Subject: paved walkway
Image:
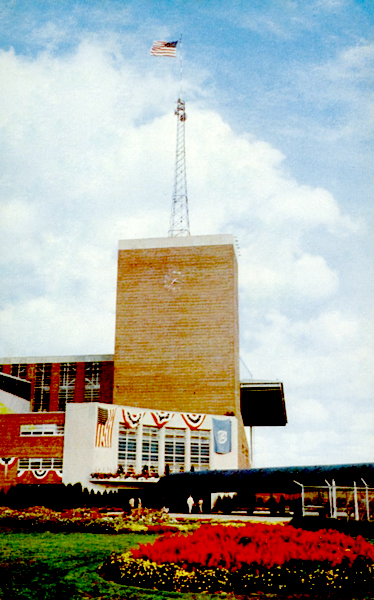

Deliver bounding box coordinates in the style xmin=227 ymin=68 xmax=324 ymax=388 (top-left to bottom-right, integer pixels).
xmin=170 ymin=513 xmax=292 ymax=523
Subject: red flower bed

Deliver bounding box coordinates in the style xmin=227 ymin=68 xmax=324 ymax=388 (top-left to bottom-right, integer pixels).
xmin=131 ymin=523 xmax=374 ymax=570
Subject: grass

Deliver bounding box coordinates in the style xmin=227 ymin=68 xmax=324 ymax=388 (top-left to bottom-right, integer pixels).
xmin=0 ymin=530 xmax=240 ymax=599
xmin=0 ymin=529 xmax=373 ymax=599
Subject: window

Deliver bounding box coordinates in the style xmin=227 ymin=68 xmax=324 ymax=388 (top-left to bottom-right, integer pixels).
xmin=165 ymin=428 xmax=186 ymax=473
xmin=141 ymin=426 xmax=159 ymax=476
xmin=18 ymin=457 xmax=63 ymax=471
xmin=58 ymin=363 xmax=76 ymax=410
xmin=33 ymin=364 xmax=51 ymax=412
xmin=84 ymin=362 xmax=101 ymax=402
xmin=118 ymin=425 xmax=137 ymax=475
xmin=11 ymin=364 xmax=28 ymax=379
xmin=191 ymin=430 xmax=210 ymax=471
xmin=20 ymin=423 xmax=64 ymax=436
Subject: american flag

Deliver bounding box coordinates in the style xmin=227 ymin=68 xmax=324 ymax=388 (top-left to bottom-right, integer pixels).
xmin=150 ymin=40 xmax=178 ymax=57
xmin=95 ymin=407 xmax=115 ymax=448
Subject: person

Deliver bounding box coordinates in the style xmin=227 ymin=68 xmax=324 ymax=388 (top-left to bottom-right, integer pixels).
xmin=198 ymin=498 xmax=203 ymax=513
xmin=268 ymin=494 xmax=278 ymax=516
xmin=129 ymin=497 xmax=135 ymax=511
xmin=187 ymin=495 xmax=194 ymax=514
xmin=278 ymin=495 xmax=286 ymax=516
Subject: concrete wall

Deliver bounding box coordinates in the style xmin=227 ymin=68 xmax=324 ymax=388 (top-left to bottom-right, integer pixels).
xmin=62 ymin=403 xmax=239 ymax=492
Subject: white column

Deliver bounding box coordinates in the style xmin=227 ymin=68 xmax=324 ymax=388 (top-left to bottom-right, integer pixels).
xmin=136 ymin=424 xmax=143 ymax=475
xmin=185 ymin=427 xmax=191 ymax=472
xmin=159 ymin=427 xmax=165 ymax=476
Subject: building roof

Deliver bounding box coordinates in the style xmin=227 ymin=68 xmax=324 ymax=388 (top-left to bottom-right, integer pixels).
xmin=0 ymin=354 xmax=114 ymax=364
xmin=157 ymin=463 xmax=374 ymax=494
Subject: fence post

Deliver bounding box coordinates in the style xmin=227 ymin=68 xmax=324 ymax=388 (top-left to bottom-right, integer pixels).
xmin=361 ymin=479 xmax=370 ymax=521
xmin=332 ymin=480 xmax=337 ymax=519
xmin=325 ymin=480 xmax=332 ymax=518
xmin=354 ymin=481 xmax=359 ymax=521
xmin=293 ymin=481 xmax=304 ymax=516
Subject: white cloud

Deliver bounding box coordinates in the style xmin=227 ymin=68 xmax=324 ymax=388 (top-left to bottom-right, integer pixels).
xmin=0 ymin=37 xmax=371 ymax=468
xmin=291 ymin=397 xmax=330 ymax=425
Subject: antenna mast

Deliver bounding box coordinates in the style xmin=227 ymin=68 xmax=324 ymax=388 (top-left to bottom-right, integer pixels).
xmin=168 ymin=39 xmax=190 ymax=237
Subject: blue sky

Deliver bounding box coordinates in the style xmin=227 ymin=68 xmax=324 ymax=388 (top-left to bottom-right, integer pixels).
xmin=0 ymin=0 xmax=373 ymax=468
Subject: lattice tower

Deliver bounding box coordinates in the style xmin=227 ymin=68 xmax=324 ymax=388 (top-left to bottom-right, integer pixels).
xmin=168 ymin=97 xmax=190 ymax=236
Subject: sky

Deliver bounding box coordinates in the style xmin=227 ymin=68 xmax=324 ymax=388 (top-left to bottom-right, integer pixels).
xmin=0 ymin=0 xmax=373 ymax=468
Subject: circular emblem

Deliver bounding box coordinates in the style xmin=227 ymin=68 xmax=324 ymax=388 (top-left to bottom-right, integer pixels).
xmin=217 ymin=430 xmax=228 ymax=444
xmin=164 ymin=268 xmax=185 ymax=291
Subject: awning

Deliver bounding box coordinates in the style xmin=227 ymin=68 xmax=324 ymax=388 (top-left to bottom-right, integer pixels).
xmin=240 ymin=381 xmax=287 ymax=426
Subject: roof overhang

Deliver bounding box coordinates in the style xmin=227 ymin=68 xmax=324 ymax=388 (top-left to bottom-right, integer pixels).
xmin=240 ymin=381 xmax=287 ymax=426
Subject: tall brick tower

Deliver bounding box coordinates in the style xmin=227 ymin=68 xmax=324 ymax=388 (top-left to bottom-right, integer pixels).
xmin=113 ymin=234 xmax=250 ymax=467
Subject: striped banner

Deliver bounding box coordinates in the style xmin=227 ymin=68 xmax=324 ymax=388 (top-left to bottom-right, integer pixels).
xmin=95 ymin=407 xmax=116 ymax=447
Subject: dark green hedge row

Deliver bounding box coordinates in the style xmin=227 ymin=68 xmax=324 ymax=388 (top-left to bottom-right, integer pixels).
xmin=291 ymin=516 xmax=374 ymax=541
xmin=0 ymin=483 xmax=124 ymax=511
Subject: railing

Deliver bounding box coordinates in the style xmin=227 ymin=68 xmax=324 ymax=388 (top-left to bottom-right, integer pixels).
xmin=294 ymin=479 xmax=373 ymax=521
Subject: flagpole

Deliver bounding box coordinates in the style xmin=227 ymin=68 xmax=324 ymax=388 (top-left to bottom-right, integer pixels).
xmin=178 ymin=34 xmax=183 ymax=100
xmin=168 ymin=35 xmax=190 ymax=236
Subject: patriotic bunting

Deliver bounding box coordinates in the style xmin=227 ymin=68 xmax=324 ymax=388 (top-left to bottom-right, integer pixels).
xmin=151 ymin=411 xmax=174 ymax=428
xmin=121 ymin=409 xmax=144 ymax=429
xmin=95 ymin=407 xmax=116 ymax=447
xmin=33 ymin=469 xmax=48 ymax=479
xmin=181 ymin=413 xmax=206 ymax=430
xmin=0 ymin=457 xmax=17 ymax=476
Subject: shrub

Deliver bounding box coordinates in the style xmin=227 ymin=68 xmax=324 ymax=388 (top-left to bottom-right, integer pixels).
xmin=0 ymin=506 xmax=195 ymax=534
xmin=99 ymin=523 xmax=374 ymax=596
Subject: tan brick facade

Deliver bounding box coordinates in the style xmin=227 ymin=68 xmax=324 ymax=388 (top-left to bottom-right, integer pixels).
xmin=113 ymin=235 xmax=250 ymax=467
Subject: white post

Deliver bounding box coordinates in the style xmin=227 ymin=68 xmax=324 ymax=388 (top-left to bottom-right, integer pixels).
xmin=293 ymin=481 xmax=304 ymax=516
xmin=325 ymin=480 xmax=332 ymax=518
xmin=332 ymin=479 xmax=337 ymax=519
xmin=185 ymin=427 xmax=191 ymax=472
xmin=136 ymin=424 xmax=142 ymax=475
xmin=159 ymin=427 xmax=165 ymax=476
xmin=354 ymin=481 xmax=359 ymax=521
xmin=250 ymin=426 xmax=254 ymax=467
xmin=362 ymin=479 xmax=370 ymax=521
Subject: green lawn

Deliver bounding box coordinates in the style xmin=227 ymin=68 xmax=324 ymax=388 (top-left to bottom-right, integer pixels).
xmin=0 ymin=530 xmax=373 ymax=599
xmin=0 ymin=531 xmax=233 ymax=600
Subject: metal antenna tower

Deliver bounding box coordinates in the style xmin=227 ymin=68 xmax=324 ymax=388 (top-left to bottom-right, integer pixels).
xmin=168 ymin=41 xmax=190 ymax=236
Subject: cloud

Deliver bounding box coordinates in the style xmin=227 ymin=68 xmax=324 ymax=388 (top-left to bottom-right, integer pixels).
xmin=0 ymin=39 xmax=360 ymax=355
xmin=0 ymin=36 xmax=371 ymax=468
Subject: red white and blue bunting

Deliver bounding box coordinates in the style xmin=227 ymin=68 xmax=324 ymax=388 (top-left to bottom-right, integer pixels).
xmin=181 ymin=413 xmax=206 ymax=430
xmin=121 ymin=409 xmax=145 ymax=429
xmin=17 ymin=468 xmax=63 ymax=481
xmin=151 ymin=411 xmax=174 ymax=428
xmin=0 ymin=457 xmax=17 ymax=476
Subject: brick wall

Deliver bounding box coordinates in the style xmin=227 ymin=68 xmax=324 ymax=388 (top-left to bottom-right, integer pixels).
xmin=0 ymin=413 xmax=65 ymax=489
xmin=113 ymin=238 xmax=249 ymax=467
xmin=0 ymin=413 xmax=65 ymax=457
